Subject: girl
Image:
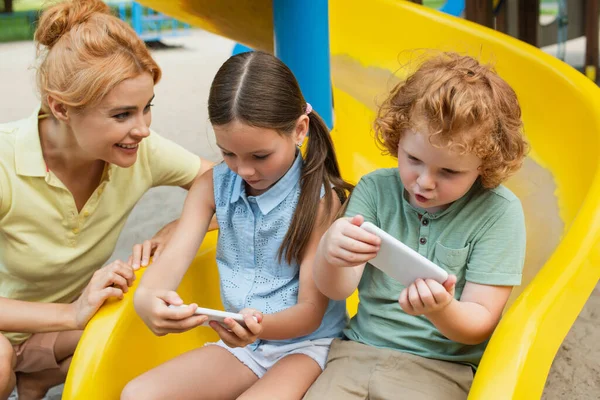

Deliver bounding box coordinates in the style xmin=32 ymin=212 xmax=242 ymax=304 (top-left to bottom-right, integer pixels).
xmin=0 ymin=1 xmax=212 ymax=398
xmin=124 ymin=51 xmax=353 ymax=400
xmin=306 ymin=52 xmax=529 ymax=400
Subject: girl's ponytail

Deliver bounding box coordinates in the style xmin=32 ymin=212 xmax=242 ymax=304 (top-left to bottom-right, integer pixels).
xmin=279 ymin=110 xmax=354 ymax=265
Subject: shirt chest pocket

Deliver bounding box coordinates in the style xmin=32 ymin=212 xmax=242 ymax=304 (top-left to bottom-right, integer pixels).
xmin=434 ymin=242 xmax=470 ymax=281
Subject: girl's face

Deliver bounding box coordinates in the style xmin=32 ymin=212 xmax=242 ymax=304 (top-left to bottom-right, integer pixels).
xmin=214 ymin=118 xmax=308 ymax=196
xmin=397 ymin=130 xmax=482 ymax=213
xmin=65 ymin=72 xmax=155 ymax=168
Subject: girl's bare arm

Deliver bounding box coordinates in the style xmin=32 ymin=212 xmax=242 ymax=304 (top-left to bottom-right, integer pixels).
xmin=259 ymin=193 xmax=342 ymax=340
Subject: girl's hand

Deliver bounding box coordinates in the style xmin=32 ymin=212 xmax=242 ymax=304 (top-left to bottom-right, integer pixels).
xmin=399 ymin=275 xmax=457 ymax=316
xmin=320 ymin=215 xmax=381 ymax=268
xmin=133 ymin=287 xmax=208 ymax=336
xmin=70 ymin=260 xmax=136 ymax=329
xmin=209 ymin=308 xmax=263 ymax=348
xmin=128 ymin=220 xmax=179 ymax=269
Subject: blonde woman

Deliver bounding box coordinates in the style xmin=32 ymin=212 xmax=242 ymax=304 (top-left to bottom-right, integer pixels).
xmin=0 ymin=1 xmax=212 ymax=398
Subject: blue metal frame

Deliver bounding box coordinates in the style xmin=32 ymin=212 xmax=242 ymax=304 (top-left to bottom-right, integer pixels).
xmin=131 ymin=2 xmax=143 ymax=36
xmin=272 ymin=0 xmax=333 ymax=128
xmin=116 ymin=1 xmax=190 ymax=42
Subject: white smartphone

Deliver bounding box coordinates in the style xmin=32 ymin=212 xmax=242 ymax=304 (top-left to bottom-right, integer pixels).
xmin=360 ymin=221 xmax=449 ymax=286
xmin=168 ymin=305 xmax=257 ymax=329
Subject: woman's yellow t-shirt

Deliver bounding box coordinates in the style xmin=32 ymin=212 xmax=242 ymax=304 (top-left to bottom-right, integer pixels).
xmin=0 ymin=108 xmax=201 ymax=345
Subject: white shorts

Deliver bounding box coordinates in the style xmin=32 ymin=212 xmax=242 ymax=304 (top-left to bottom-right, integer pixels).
xmin=207 ymin=338 xmax=334 ymax=378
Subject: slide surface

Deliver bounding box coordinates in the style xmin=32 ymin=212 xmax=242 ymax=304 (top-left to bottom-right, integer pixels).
xmin=63 ymin=1 xmax=600 ymax=399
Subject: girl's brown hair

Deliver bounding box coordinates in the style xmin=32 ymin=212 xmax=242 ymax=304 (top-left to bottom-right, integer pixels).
xmin=208 ymin=51 xmax=353 ymax=264
xmin=35 ymin=0 xmax=161 ymax=112
xmin=374 ymin=52 xmax=528 ymax=188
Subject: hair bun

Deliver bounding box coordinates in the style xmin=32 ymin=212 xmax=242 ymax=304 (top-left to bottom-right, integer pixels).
xmin=35 ymin=0 xmax=111 ymax=49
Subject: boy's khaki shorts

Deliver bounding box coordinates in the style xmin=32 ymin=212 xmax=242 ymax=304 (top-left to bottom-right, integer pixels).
xmin=304 ymin=338 xmax=474 ymax=400
xmin=11 ymin=332 xmax=60 ymax=374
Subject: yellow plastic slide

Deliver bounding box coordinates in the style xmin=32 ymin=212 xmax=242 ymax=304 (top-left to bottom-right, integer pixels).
xmin=62 ymin=1 xmax=600 ymax=398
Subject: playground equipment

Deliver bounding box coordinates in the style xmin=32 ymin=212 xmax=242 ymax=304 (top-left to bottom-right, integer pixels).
xmin=62 ymin=1 xmax=600 ymax=399
xmin=114 ymin=1 xmax=190 ymax=42
xmin=457 ymin=0 xmax=599 ymax=81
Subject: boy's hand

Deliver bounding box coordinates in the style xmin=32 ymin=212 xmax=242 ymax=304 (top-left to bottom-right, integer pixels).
xmin=320 ymin=215 xmax=381 ymax=268
xmin=209 ymin=308 xmax=263 ymax=348
xmin=71 ymin=260 xmax=135 ymax=329
xmin=399 ymin=275 xmax=457 ymax=316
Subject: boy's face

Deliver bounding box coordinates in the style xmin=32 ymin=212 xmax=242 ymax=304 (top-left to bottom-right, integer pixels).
xmin=397 ymin=130 xmax=482 ymax=214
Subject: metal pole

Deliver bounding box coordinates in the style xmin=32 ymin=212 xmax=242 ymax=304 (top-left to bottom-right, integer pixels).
xmin=584 ymin=0 xmax=599 ymax=82
xmin=495 ymin=0 xmax=508 ymax=33
xmin=273 ymin=0 xmax=333 ymax=128
xmin=466 ymin=0 xmax=494 ymax=28
xmin=517 ymin=0 xmax=539 ymax=46
xmin=132 ymin=2 xmax=143 ymax=38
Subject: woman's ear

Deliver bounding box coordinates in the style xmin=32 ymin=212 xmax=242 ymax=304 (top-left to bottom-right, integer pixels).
xmin=47 ymin=96 xmax=69 ymax=122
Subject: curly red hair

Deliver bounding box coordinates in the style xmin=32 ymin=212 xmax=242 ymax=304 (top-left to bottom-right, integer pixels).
xmin=374 ymin=52 xmax=528 ymax=188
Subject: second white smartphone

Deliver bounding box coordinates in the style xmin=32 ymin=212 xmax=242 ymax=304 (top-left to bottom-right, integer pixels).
xmin=168 ymin=305 xmax=256 ymax=329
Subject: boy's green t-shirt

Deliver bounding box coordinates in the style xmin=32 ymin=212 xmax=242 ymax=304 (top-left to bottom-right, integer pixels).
xmin=343 ymin=168 xmax=526 ymax=367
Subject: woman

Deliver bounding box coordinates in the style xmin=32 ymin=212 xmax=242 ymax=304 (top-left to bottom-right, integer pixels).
xmin=0 ymin=1 xmax=212 ymax=398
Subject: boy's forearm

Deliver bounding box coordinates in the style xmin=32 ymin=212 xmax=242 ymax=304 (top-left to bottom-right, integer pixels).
xmin=259 ymin=301 xmax=324 ymax=340
xmin=0 ymin=298 xmax=76 ymax=333
xmin=425 ymin=299 xmax=497 ymax=345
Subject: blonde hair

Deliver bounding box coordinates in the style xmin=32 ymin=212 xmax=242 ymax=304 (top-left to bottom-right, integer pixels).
xmin=374 ymin=52 xmax=528 ymax=188
xmin=35 ymin=0 xmax=161 ymax=112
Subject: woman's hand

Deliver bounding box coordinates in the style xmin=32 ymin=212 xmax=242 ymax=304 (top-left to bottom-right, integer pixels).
xmin=70 ymin=260 xmax=136 ymax=329
xmin=128 ymin=220 xmax=179 ymax=269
